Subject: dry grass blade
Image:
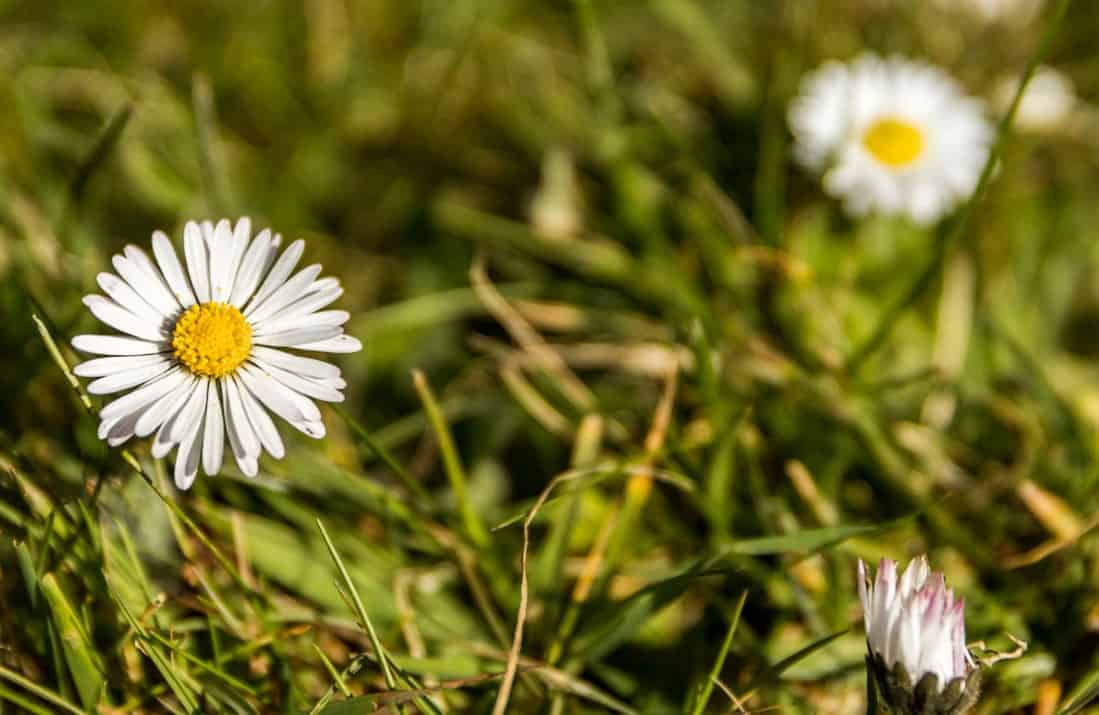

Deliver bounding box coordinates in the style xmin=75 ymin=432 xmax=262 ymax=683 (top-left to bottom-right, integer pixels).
xmin=471 ymin=252 xmax=596 ymax=411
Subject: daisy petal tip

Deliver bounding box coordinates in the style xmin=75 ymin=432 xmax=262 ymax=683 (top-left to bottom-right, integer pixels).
xmin=151 ymin=440 xmax=175 ymax=459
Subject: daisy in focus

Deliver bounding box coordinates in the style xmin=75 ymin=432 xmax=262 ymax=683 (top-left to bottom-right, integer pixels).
xmin=859 ymin=556 xmax=980 ymax=714
xmin=789 ymin=54 xmax=993 ymax=225
xmin=72 ymin=218 xmax=361 ymax=489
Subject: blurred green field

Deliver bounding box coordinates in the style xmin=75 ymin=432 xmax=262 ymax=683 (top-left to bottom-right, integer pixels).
xmin=3 ymin=0 xmax=1099 ymax=712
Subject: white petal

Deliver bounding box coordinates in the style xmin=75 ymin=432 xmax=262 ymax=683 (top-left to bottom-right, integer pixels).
xmin=136 ymin=377 xmax=198 ymax=438
xmin=254 ymin=310 xmax=349 ymax=338
xmin=184 ymin=222 xmax=211 ymax=303
xmin=83 ymin=296 xmax=168 ymax=341
xmin=251 ymin=358 xmax=345 ymax=402
xmin=858 ymin=560 xmax=871 ymax=631
xmin=152 ymin=230 xmax=197 ymax=307
xmin=170 ymin=377 xmax=211 ymax=442
xmin=309 ymin=277 xmax=340 ymax=293
xmin=243 ymin=239 xmax=304 ymax=315
xmin=98 ymin=415 xmax=120 ymax=440
xmin=73 ymin=334 xmax=166 ymax=356
xmin=97 ymin=272 xmax=165 ymax=323
xmin=251 ymin=283 xmax=342 ymax=333
xmin=153 ymin=378 xmax=205 ymax=457
xmin=252 ymin=281 xmax=343 ymax=329
xmin=88 ymin=359 xmax=174 ymax=395
xmin=222 ymin=378 xmax=260 ymax=456
xmin=208 ymin=219 xmax=235 ymax=303
xmin=224 ymin=218 xmax=252 ymax=297
xmin=233 ymin=375 xmax=285 ymax=459
xmin=245 ymin=264 xmax=323 ymax=322
xmin=870 ymin=559 xmax=897 ymax=660
xmin=105 ymin=409 xmax=143 ymax=447
xmin=152 ymin=426 xmax=176 ymax=458
xmin=202 ymin=381 xmax=225 ymax=476
xmin=294 ymin=334 xmax=363 ymax=353
xmin=112 ymin=254 xmax=179 ymax=317
xmin=237 ymin=454 xmax=259 ymax=478
xmin=249 ymin=346 xmax=341 ymax=379
xmin=222 ymin=380 xmax=259 ymax=476
xmin=228 ymin=229 xmax=272 ymax=307
xmin=74 ymin=354 xmax=168 ymax=378
xmin=279 ymin=387 xmax=328 ymax=439
xmin=253 ymin=325 xmax=341 ymax=348
xmin=123 ymin=245 xmax=182 ymax=311
xmin=299 ymin=421 xmax=326 ymax=439
xmin=237 ymin=364 xmax=321 ymax=424
xmin=174 ymin=414 xmax=204 ymax=490
xmin=100 ymin=368 xmax=187 ymax=423
xmin=900 ymin=555 xmax=929 ymax=598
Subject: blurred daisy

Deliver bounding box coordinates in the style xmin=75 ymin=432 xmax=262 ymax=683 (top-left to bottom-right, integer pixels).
xmin=934 ymin=0 xmax=1042 ymax=24
xmin=859 ymin=556 xmax=980 ymax=713
xmin=789 ymin=54 xmax=992 ymax=225
xmin=72 ymin=218 xmax=361 ymax=488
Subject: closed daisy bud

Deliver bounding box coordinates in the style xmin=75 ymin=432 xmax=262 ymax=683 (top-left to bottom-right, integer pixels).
xmin=789 ymin=54 xmax=992 ymax=226
xmin=858 ymin=556 xmax=980 ymax=714
xmin=72 ymin=218 xmax=362 ymax=489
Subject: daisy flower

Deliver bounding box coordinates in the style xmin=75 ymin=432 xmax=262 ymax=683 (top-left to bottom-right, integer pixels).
xmin=72 ymin=218 xmax=361 ymax=489
xmin=789 ymin=54 xmax=992 ymax=225
xmin=859 ymin=556 xmax=980 ymax=714
xmin=933 ymin=0 xmax=1043 ymax=24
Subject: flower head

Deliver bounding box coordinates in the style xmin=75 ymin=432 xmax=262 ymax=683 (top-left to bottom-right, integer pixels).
xmin=933 ymin=0 xmax=1043 ymax=24
xmin=859 ymin=556 xmax=980 ymax=714
xmin=789 ymin=54 xmax=992 ymax=225
xmin=72 ymin=218 xmax=362 ymax=489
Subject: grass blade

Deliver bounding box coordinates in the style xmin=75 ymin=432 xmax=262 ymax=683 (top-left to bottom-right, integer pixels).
xmin=689 ymin=589 xmax=747 ymax=715
xmin=38 ymin=573 xmax=105 ymax=710
xmin=0 ymin=666 xmax=86 ymax=715
xmin=1058 ymin=664 xmax=1099 ymax=715
xmin=315 ymin=518 xmax=400 ymax=689
xmin=411 ymin=369 xmax=489 ymax=547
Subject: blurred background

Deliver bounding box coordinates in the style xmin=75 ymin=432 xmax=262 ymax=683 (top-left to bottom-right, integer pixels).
xmin=3 ymin=0 xmax=1099 ymax=712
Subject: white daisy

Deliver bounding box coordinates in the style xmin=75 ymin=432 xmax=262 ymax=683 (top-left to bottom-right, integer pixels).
xmin=933 ymin=0 xmax=1043 ymax=24
xmin=72 ymin=218 xmax=362 ymax=489
xmin=789 ymin=54 xmax=993 ymax=225
xmin=858 ymin=556 xmax=975 ymax=690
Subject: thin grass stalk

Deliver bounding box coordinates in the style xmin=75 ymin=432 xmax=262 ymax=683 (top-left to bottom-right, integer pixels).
xmin=412 ymin=368 xmax=489 ymax=547
xmin=688 ymin=590 xmax=748 ymax=715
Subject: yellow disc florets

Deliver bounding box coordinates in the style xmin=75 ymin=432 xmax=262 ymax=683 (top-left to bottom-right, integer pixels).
xmin=862 ymin=117 xmax=925 ymax=168
xmin=172 ymin=302 xmax=252 ymax=378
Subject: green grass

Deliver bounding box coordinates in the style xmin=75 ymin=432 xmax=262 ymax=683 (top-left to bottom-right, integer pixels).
xmin=3 ymin=0 xmax=1099 ymax=713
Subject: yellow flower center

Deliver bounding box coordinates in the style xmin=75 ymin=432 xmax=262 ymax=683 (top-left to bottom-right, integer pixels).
xmin=861 ymin=117 xmax=925 ymax=168
xmin=172 ymin=302 xmax=252 ymax=378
